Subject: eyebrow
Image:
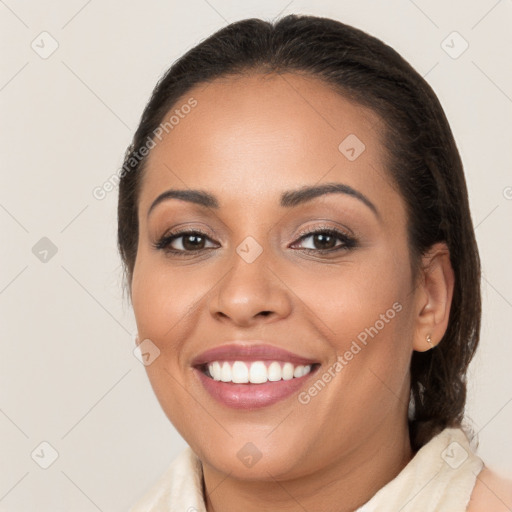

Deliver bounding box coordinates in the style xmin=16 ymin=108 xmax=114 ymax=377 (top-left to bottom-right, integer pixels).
xmin=147 ymin=182 xmax=380 ymax=219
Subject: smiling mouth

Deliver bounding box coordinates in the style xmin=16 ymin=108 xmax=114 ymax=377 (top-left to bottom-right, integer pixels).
xmin=199 ymin=360 xmax=321 ymax=384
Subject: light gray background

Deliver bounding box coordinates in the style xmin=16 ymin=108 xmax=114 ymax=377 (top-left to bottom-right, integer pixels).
xmin=1 ymin=0 xmax=511 ymax=510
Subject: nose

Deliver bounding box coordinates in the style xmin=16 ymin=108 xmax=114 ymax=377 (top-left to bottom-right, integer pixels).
xmin=208 ymin=249 xmax=293 ymax=327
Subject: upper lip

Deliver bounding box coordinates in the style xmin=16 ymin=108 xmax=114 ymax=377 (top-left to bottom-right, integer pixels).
xmin=191 ymin=342 xmax=319 ymax=367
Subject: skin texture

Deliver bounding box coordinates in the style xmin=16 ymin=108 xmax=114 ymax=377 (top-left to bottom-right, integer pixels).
xmin=131 ymin=73 xmax=458 ymax=511
xmin=468 ymin=467 xmax=512 ymax=511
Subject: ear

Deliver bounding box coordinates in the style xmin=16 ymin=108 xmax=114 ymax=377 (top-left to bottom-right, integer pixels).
xmin=412 ymin=242 xmax=455 ymax=352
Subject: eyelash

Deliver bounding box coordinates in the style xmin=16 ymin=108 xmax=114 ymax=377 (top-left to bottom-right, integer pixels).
xmin=153 ymin=226 xmax=357 ymax=257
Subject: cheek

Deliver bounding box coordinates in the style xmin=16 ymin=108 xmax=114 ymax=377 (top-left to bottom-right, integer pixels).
xmin=131 ymin=250 xmax=202 ymax=340
xmin=131 ymin=256 xmax=203 ymax=432
xmin=292 ymin=250 xmax=413 ymax=399
xmin=131 ymin=261 xmax=205 ymax=408
xmin=288 ymin=249 xmax=410 ymax=344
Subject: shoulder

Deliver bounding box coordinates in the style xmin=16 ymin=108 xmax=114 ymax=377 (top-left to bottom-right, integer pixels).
xmin=467 ymin=466 xmax=512 ymax=511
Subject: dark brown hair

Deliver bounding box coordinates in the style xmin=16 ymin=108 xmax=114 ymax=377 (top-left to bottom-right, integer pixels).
xmin=117 ymin=14 xmax=481 ymax=451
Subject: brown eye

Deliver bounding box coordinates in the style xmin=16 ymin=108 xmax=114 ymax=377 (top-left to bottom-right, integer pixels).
xmin=180 ymin=233 xmax=207 ymax=251
xmin=154 ymin=230 xmax=217 ymax=253
xmin=310 ymin=232 xmax=337 ymax=250
xmin=292 ymin=228 xmax=357 ymax=253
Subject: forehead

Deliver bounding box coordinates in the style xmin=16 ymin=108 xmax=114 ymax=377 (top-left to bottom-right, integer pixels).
xmin=139 ymin=72 xmax=398 ymax=216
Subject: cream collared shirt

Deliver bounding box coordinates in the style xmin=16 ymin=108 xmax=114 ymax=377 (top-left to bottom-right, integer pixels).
xmin=130 ymin=427 xmax=483 ymax=512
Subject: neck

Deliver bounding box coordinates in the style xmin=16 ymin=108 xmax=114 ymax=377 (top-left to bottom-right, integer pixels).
xmin=202 ymin=416 xmax=413 ymax=512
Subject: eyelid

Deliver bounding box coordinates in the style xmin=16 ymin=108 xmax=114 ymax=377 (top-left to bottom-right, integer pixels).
xmin=156 ymin=222 xmax=217 ymax=241
xmin=292 ymin=222 xmax=353 ymax=240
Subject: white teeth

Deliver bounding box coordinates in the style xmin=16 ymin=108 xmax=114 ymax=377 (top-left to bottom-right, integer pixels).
xmin=220 ymin=362 xmax=231 ymax=382
xmin=206 ymin=360 xmax=313 ymax=384
xmin=211 ymin=361 xmax=221 ymax=381
xmin=293 ymin=365 xmax=305 ymax=378
xmin=249 ymin=361 xmax=267 ymax=384
xmin=232 ymin=361 xmax=249 ymax=383
xmin=268 ymin=361 xmax=282 ymax=381
xmin=282 ymin=362 xmax=294 ymax=380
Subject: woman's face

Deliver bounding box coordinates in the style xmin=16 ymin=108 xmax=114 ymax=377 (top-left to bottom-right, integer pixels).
xmin=131 ymin=73 xmax=425 ymax=479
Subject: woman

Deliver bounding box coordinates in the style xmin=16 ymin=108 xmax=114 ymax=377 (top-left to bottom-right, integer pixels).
xmin=118 ymin=14 xmax=511 ymax=511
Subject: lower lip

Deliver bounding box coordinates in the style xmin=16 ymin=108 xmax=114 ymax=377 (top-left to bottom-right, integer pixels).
xmin=194 ymin=366 xmax=318 ymax=409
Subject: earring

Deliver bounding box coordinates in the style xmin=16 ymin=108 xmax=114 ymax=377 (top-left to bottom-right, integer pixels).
xmin=426 ymin=334 xmax=433 ymax=348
